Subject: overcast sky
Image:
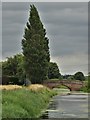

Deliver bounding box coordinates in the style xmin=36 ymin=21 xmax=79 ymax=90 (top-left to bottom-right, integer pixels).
xmin=2 ymin=2 xmax=88 ymax=75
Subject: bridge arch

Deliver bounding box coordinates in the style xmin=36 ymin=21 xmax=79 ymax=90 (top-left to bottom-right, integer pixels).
xmin=60 ymin=84 xmax=72 ymax=91
xmin=52 ymin=84 xmax=72 ymax=91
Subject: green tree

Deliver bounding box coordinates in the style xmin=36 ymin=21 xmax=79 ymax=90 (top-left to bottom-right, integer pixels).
xmin=2 ymin=54 xmax=25 ymax=84
xmin=15 ymin=54 xmax=25 ymax=82
xmin=63 ymin=74 xmax=71 ymax=79
xmin=2 ymin=56 xmax=18 ymax=76
xmin=48 ymin=62 xmax=61 ymax=79
xmin=2 ymin=54 xmax=24 ymax=78
xmin=67 ymin=75 xmax=74 ymax=80
xmin=74 ymin=72 xmax=85 ymax=81
xmin=22 ymin=5 xmax=50 ymax=84
xmin=88 ymin=72 xmax=90 ymax=92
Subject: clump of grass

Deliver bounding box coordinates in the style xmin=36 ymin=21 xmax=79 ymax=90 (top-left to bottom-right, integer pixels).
xmin=2 ymin=85 xmax=56 ymax=118
xmin=0 ymin=85 xmax=22 ymax=90
xmin=27 ymin=84 xmax=46 ymax=91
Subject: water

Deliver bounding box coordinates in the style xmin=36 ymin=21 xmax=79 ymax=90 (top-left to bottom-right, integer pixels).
xmin=41 ymin=90 xmax=88 ymax=119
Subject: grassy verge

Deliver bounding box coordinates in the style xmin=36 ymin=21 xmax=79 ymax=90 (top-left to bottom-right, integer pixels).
xmin=2 ymin=85 xmax=56 ymax=119
xmin=80 ymin=80 xmax=90 ymax=93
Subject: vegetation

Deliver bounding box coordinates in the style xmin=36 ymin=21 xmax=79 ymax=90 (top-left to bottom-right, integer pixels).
xmin=63 ymin=74 xmax=72 ymax=79
xmin=80 ymin=80 xmax=88 ymax=92
xmin=22 ymin=5 xmax=50 ymax=84
xmin=62 ymin=74 xmax=75 ymax=80
xmin=48 ymin=62 xmax=61 ymax=79
xmin=57 ymin=85 xmax=69 ymax=89
xmin=67 ymin=75 xmax=74 ymax=80
xmin=2 ymin=54 xmax=25 ymax=85
xmin=2 ymin=54 xmax=22 ymax=76
xmin=2 ymin=76 xmax=23 ymax=85
xmin=62 ymin=72 xmax=86 ymax=81
xmin=0 ymin=63 xmax=1 ymax=70
xmin=80 ymin=73 xmax=90 ymax=93
xmin=88 ymin=73 xmax=90 ymax=92
xmin=0 ymin=85 xmax=22 ymax=90
xmin=74 ymin=72 xmax=85 ymax=81
xmin=2 ymin=54 xmax=24 ymax=79
xmin=2 ymin=86 xmax=56 ymax=118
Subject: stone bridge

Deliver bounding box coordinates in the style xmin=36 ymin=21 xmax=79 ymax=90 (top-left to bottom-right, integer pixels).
xmin=43 ymin=80 xmax=84 ymax=91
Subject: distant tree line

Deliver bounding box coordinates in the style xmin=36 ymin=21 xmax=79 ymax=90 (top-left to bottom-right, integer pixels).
xmin=62 ymin=72 xmax=85 ymax=81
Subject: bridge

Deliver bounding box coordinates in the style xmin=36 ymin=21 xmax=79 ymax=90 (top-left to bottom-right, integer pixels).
xmin=43 ymin=80 xmax=84 ymax=91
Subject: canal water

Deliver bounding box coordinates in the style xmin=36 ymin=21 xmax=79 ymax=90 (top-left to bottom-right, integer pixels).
xmin=41 ymin=89 xmax=88 ymax=119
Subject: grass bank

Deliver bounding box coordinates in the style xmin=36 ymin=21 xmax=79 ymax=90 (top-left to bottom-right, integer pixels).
xmin=2 ymin=85 xmax=56 ymax=119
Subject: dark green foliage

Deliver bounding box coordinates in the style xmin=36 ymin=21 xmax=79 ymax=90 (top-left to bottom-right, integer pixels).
xmin=15 ymin=54 xmax=25 ymax=82
xmin=2 ymin=54 xmax=23 ymax=76
xmin=48 ymin=62 xmax=61 ymax=79
xmin=74 ymin=72 xmax=85 ymax=81
xmin=88 ymin=74 xmax=90 ymax=92
xmin=22 ymin=5 xmax=50 ymax=84
xmin=8 ymin=76 xmax=20 ymax=85
xmin=2 ymin=54 xmax=25 ymax=84
xmin=67 ymin=75 xmax=74 ymax=80
xmin=2 ymin=76 xmax=20 ymax=85
xmin=63 ymin=74 xmax=72 ymax=79
xmin=2 ymin=56 xmax=18 ymax=76
xmin=80 ymin=74 xmax=90 ymax=93
xmin=79 ymin=73 xmax=90 ymax=93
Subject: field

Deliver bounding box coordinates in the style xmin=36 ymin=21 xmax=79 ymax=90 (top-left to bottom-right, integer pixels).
xmin=1 ymin=84 xmax=56 ymax=118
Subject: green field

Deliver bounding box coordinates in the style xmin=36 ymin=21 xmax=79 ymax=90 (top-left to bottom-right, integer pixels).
xmin=2 ymin=87 xmax=56 ymax=118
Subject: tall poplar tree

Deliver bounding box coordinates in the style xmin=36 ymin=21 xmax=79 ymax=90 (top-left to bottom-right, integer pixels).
xmin=22 ymin=5 xmax=50 ymax=84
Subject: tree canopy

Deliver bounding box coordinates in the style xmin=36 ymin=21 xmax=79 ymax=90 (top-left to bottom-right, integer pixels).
xmin=74 ymin=72 xmax=85 ymax=81
xmin=48 ymin=62 xmax=61 ymax=79
xmin=2 ymin=54 xmax=25 ymax=79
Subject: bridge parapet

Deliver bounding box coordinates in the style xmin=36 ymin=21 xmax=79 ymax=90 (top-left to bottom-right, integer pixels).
xmin=43 ymin=80 xmax=84 ymax=91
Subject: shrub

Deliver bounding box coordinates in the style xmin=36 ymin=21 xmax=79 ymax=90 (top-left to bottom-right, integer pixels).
xmin=74 ymin=72 xmax=85 ymax=81
xmin=48 ymin=62 xmax=61 ymax=79
xmin=2 ymin=76 xmax=21 ymax=85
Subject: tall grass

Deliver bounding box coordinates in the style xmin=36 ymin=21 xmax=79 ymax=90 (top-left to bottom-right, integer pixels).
xmin=2 ymin=86 xmax=56 ymax=118
xmin=80 ymin=80 xmax=89 ymax=93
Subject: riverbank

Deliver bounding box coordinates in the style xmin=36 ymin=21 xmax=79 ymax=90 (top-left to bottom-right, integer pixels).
xmin=2 ymin=85 xmax=56 ymax=119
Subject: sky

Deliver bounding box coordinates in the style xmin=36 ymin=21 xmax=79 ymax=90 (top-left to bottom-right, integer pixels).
xmin=2 ymin=2 xmax=88 ymax=75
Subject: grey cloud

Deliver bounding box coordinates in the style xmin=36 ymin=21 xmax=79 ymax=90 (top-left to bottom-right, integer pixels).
xmin=46 ymin=24 xmax=88 ymax=37
xmin=35 ymin=2 xmax=88 ymax=25
xmin=35 ymin=2 xmax=88 ymax=13
xmin=2 ymin=3 xmax=29 ymax=57
xmin=2 ymin=10 xmax=29 ymax=25
xmin=47 ymin=34 xmax=88 ymax=58
xmin=2 ymin=2 xmax=29 ymax=11
xmin=51 ymin=53 xmax=88 ymax=75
